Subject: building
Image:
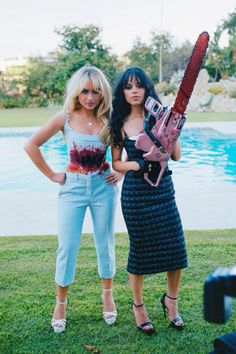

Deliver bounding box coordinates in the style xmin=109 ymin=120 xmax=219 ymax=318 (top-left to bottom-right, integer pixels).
xmin=0 ymin=56 xmax=28 ymax=72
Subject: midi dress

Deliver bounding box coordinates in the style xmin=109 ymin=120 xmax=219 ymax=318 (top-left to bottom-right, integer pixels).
xmin=121 ymin=135 xmax=188 ymax=275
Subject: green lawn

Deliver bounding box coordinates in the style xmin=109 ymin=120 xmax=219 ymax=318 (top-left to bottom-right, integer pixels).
xmin=188 ymin=111 xmax=236 ymax=122
xmin=0 ymin=107 xmax=60 ymax=127
xmin=0 ymin=107 xmax=235 ymax=127
xmin=0 ymin=230 xmax=236 ymax=354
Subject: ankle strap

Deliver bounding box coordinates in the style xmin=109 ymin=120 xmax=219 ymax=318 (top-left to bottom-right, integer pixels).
xmin=166 ymin=294 xmax=178 ymax=300
xmin=103 ymin=288 xmax=113 ymax=292
xmin=56 ymin=296 xmax=67 ymax=305
xmin=132 ymin=301 xmax=144 ymax=308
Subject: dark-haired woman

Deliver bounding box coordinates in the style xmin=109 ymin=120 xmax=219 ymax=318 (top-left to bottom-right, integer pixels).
xmin=110 ymin=67 xmax=187 ymax=335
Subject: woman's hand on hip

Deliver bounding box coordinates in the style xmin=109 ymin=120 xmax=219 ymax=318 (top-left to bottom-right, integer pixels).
xmin=106 ymin=171 xmax=124 ymax=185
xmin=50 ymin=172 xmax=66 ymax=185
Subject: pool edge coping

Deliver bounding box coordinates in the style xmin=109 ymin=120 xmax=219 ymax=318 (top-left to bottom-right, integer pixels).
xmin=1 ymin=121 xmax=236 ymax=135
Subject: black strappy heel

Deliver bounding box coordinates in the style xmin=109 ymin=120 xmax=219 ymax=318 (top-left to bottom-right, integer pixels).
xmin=160 ymin=293 xmax=184 ymax=331
xmin=131 ymin=301 xmax=155 ymax=335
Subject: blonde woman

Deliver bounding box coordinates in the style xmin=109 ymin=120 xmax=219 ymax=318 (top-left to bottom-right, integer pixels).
xmin=24 ymin=66 xmax=121 ymax=333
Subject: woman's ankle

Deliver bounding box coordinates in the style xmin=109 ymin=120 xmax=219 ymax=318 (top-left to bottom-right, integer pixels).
xmin=53 ymin=298 xmax=67 ymax=319
xmin=132 ymin=303 xmax=151 ymax=325
xmin=165 ymin=297 xmax=179 ymax=319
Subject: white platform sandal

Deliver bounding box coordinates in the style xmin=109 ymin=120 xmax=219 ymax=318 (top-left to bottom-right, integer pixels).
xmin=102 ymin=289 xmax=117 ymax=325
xmin=51 ymin=298 xmax=67 ymax=333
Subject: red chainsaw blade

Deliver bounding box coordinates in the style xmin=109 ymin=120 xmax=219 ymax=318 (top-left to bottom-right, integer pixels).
xmin=173 ymin=31 xmax=210 ymax=115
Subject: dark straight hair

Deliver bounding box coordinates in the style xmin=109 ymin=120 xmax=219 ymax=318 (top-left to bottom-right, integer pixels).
xmin=110 ymin=67 xmax=161 ymax=147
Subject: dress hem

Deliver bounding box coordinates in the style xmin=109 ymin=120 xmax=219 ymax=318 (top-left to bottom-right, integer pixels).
xmin=127 ymin=264 xmax=188 ymax=275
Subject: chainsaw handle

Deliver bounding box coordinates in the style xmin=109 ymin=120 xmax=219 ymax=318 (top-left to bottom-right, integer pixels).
xmin=143 ymin=160 xmax=168 ymax=187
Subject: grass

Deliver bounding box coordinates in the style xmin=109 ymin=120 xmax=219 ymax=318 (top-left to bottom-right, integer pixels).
xmin=188 ymin=111 xmax=236 ymax=122
xmin=0 ymin=230 xmax=236 ymax=354
xmin=0 ymin=107 xmax=60 ymax=127
xmin=0 ymin=108 xmax=235 ymax=127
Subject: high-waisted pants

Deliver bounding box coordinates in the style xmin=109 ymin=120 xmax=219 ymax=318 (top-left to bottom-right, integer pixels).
xmin=55 ymin=170 xmax=118 ymax=287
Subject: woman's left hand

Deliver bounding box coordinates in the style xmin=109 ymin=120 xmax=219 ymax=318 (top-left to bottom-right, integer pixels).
xmin=106 ymin=171 xmax=124 ymax=185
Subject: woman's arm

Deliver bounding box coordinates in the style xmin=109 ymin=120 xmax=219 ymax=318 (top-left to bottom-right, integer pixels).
xmin=112 ymin=146 xmax=140 ymax=173
xmin=24 ymin=111 xmax=66 ymax=184
xmin=171 ymin=139 xmax=181 ymax=161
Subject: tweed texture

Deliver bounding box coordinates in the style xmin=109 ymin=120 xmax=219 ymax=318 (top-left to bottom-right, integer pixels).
xmin=121 ymin=137 xmax=187 ymax=275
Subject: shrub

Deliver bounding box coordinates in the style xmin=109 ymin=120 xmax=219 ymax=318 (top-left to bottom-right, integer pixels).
xmin=0 ymin=97 xmax=20 ymax=109
xmin=228 ymin=89 xmax=236 ymax=99
xmin=208 ymin=84 xmax=225 ymax=96
xmin=155 ymin=82 xmax=177 ymax=96
xmin=17 ymin=95 xmax=31 ymax=108
xmin=30 ymin=97 xmax=48 ymax=107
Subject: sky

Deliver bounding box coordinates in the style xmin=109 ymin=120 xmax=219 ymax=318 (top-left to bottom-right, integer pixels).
xmin=1 ymin=0 xmax=235 ymax=59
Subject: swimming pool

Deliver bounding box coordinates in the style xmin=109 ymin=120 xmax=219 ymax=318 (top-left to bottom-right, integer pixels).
xmin=1 ymin=126 xmax=236 ymax=192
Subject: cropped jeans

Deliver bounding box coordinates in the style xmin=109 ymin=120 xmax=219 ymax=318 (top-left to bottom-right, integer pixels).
xmin=55 ymin=170 xmax=118 ymax=287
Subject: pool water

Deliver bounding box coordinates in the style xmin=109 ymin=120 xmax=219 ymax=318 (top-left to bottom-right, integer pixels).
xmin=170 ymin=127 xmax=236 ymax=184
xmin=1 ymin=127 xmax=236 ymax=191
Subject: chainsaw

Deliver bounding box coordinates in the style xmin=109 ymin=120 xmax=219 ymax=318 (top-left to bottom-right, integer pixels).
xmin=135 ymin=31 xmax=210 ymax=187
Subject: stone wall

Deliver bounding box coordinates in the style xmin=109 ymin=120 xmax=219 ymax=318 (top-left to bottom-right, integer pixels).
xmin=161 ymin=69 xmax=236 ymax=112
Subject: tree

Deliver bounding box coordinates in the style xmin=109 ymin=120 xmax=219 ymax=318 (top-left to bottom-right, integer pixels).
xmin=223 ymin=8 xmax=236 ymax=38
xmin=205 ymin=8 xmax=236 ymax=80
xmin=123 ymin=38 xmax=155 ymax=79
xmin=167 ymin=41 xmax=193 ymax=73
xmin=48 ymin=25 xmax=119 ymax=102
xmin=124 ymin=31 xmax=192 ymax=84
xmin=55 ymin=25 xmax=103 ymax=52
xmin=150 ymin=31 xmax=174 ymax=82
xmin=222 ymin=8 xmax=236 ymax=77
xmin=23 ymin=57 xmax=54 ymax=97
xmin=124 ymin=32 xmax=174 ymax=83
xmin=18 ymin=25 xmax=119 ymax=105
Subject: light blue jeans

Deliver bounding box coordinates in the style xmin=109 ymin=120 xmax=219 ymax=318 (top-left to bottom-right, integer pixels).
xmin=55 ymin=170 xmax=118 ymax=287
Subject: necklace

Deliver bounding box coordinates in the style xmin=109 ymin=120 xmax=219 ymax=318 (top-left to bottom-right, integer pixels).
xmin=87 ymin=117 xmax=96 ymax=126
xmin=128 ymin=114 xmax=145 ymax=119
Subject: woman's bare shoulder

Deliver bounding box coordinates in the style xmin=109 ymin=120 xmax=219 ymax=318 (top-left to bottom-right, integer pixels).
xmin=49 ymin=110 xmax=67 ymax=124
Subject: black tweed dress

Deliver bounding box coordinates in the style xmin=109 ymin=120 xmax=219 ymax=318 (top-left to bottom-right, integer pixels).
xmin=121 ymin=136 xmax=188 ymax=275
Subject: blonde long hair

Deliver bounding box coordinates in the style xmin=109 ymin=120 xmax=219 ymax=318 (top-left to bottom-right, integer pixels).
xmin=63 ymin=66 xmax=112 ymax=145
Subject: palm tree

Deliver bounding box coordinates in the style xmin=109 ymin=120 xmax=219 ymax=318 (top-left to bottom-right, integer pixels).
xmin=205 ymin=8 xmax=236 ymax=80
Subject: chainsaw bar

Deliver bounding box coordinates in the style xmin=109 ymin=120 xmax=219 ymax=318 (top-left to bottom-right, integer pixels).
xmin=173 ymin=31 xmax=210 ymax=115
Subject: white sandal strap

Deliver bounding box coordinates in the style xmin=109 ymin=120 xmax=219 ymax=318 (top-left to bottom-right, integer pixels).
xmin=102 ymin=290 xmax=116 ymax=320
xmin=56 ymin=297 xmax=67 ymax=305
xmin=51 ymin=318 xmax=66 ymax=326
xmin=103 ymin=310 xmax=117 ymax=316
xmin=103 ymin=310 xmax=117 ymax=322
xmin=102 ymin=288 xmax=113 ymax=292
